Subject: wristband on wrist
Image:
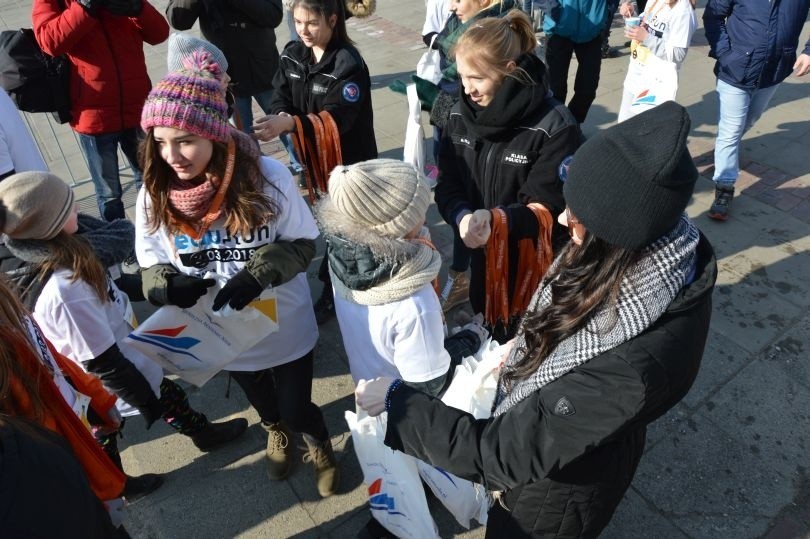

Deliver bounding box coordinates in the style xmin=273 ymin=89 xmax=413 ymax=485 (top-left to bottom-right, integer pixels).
xmin=384 ymin=378 xmax=404 ymax=413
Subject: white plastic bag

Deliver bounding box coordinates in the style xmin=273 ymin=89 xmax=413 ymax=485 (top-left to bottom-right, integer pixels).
xmin=417 ymin=338 xmax=504 ymax=528
xmin=415 ymin=35 xmax=442 ymax=84
xmin=346 ymin=409 xmax=439 ymax=539
xmin=125 ymin=273 xmax=279 ymax=387
xmin=620 ymin=41 xmax=679 ymax=121
xmin=403 ymin=83 xmax=426 ymax=173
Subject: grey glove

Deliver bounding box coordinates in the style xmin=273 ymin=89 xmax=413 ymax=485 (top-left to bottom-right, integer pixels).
xmin=105 ymin=0 xmax=142 ymax=16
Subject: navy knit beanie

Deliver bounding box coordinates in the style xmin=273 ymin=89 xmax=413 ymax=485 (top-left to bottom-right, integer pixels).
xmin=563 ymin=101 xmax=698 ymax=249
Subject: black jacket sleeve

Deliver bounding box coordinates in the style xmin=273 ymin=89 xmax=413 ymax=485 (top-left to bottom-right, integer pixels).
xmin=268 ymin=49 xmax=298 ymax=115
xmin=84 ymin=344 xmax=164 ymax=427
xmin=434 ymin=112 xmax=474 ymax=226
xmin=507 ymin=123 xmax=578 ymax=240
xmin=165 ymin=0 xmax=202 ymax=30
xmin=227 ymin=0 xmax=283 ymax=27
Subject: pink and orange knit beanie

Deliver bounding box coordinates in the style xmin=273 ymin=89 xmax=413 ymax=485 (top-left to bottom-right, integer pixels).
xmin=141 ymin=51 xmax=230 ymax=142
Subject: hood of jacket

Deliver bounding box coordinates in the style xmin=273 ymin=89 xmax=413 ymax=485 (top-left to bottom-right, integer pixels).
xmin=459 ymin=53 xmax=551 ymax=139
xmin=315 ymin=197 xmax=420 ymax=291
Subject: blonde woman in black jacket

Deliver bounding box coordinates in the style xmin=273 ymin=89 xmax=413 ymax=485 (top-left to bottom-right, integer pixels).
xmin=356 ymin=102 xmax=716 ymax=537
xmin=434 ymin=11 xmax=580 ymax=340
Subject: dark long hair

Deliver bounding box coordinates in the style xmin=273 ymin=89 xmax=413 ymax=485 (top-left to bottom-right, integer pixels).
xmin=0 ymin=277 xmax=45 ymax=419
xmin=38 ymin=233 xmax=108 ymax=303
xmin=140 ymin=129 xmax=279 ymax=237
xmin=290 ymin=0 xmax=354 ymax=46
xmin=501 ymin=232 xmax=644 ymax=387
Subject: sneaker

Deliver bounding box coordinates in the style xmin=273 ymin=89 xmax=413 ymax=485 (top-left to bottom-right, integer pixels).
xmin=313 ymin=287 xmax=335 ymax=325
xmin=708 ymin=185 xmax=735 ymax=221
xmin=601 ymin=43 xmax=617 ymax=58
xmin=303 ymin=436 xmax=339 ymax=497
xmin=440 ymin=269 xmax=470 ymax=312
xmin=122 ymin=473 xmax=164 ymax=503
xmin=262 ymin=421 xmax=293 ymax=480
xmin=190 ymin=417 xmax=248 ymax=452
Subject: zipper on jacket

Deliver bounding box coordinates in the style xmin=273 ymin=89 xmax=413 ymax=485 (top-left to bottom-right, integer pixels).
xmin=99 ymin=25 xmax=125 ymax=131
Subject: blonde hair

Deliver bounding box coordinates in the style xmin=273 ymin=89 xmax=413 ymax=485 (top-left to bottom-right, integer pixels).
xmin=453 ymin=10 xmax=537 ymax=85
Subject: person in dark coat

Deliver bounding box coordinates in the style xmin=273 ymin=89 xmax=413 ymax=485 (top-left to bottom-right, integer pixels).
xmin=434 ymin=10 xmax=579 ymax=340
xmin=356 ymin=101 xmax=717 ymax=538
xmin=253 ymin=0 xmax=378 ymax=325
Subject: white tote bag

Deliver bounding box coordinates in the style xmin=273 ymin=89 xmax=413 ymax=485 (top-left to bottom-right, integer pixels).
xmin=417 ymin=338 xmax=504 ymax=528
xmin=621 ymin=41 xmax=679 ymax=120
xmin=125 ymin=273 xmax=279 ymax=387
xmin=402 ymin=83 xmax=426 ymax=173
xmin=346 ymin=409 xmax=439 ymax=539
xmin=415 ymin=35 xmax=442 ymax=84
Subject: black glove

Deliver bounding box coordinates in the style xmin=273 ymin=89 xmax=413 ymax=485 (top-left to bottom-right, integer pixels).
xmin=105 ymin=0 xmax=142 ymax=16
xmin=212 ymin=268 xmax=264 ymax=311
xmin=85 ymin=345 xmax=165 ymax=428
xmin=166 ymin=274 xmax=216 ymax=308
xmin=76 ymin=0 xmax=107 ymax=16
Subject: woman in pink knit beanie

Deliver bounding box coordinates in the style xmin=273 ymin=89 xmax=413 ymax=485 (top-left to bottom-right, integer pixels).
xmin=137 ymin=51 xmax=340 ymax=498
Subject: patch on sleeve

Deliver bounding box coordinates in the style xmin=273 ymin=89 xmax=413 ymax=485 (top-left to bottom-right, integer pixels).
xmin=341 ymin=82 xmax=361 ymax=103
xmin=553 ymin=396 xmax=576 ymax=417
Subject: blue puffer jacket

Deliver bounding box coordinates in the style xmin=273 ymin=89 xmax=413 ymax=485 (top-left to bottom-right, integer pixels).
xmin=541 ymin=0 xmax=608 ymax=43
xmin=703 ymin=0 xmax=810 ymax=90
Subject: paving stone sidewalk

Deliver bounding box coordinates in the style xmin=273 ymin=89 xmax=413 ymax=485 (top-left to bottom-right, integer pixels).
xmin=2 ymin=0 xmax=809 ymax=537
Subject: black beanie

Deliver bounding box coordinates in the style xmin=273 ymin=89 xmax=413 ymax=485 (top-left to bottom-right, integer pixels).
xmin=563 ymin=101 xmax=698 ymax=249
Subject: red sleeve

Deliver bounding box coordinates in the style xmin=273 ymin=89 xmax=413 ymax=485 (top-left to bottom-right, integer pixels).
xmin=31 ymin=0 xmax=96 ymax=56
xmin=133 ymin=0 xmax=170 ymax=46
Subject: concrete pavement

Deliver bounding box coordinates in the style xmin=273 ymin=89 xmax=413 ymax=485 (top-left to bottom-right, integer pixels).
xmin=2 ymin=0 xmax=810 ymax=536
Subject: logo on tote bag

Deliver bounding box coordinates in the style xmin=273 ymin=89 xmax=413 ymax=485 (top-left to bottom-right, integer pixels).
xmin=127 ymin=325 xmax=203 ymax=362
xmin=368 ymin=478 xmax=407 ymax=517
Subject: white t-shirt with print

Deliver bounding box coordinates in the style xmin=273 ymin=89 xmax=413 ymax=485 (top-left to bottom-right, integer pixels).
xmin=34 ymin=269 xmax=164 ymax=416
xmin=334 ymin=283 xmax=450 ymax=385
xmin=641 ymin=0 xmax=697 ymax=65
xmin=136 ymin=156 xmax=319 ymax=371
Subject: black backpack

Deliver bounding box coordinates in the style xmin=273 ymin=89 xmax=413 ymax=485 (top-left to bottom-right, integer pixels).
xmin=0 ymin=28 xmax=71 ymax=124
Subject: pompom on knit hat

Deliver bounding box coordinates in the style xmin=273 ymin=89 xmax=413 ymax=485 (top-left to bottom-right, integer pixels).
xmin=0 ymin=171 xmax=75 ymax=240
xmin=167 ymin=32 xmax=228 ymax=73
xmin=141 ymin=50 xmax=230 ymax=143
xmin=327 ymin=159 xmax=431 ymax=238
xmin=563 ymin=101 xmax=698 ymax=249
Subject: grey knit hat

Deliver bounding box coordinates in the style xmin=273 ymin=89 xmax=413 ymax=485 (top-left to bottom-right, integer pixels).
xmin=563 ymin=101 xmax=698 ymax=249
xmin=327 ymin=159 xmax=431 ymax=238
xmin=0 ymin=171 xmax=75 ymax=240
xmin=167 ymin=32 xmax=228 ymax=73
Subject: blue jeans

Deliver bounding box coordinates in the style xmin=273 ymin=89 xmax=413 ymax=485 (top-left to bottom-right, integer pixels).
xmin=77 ymin=128 xmax=142 ymax=222
xmin=233 ymin=89 xmax=301 ymax=172
xmin=713 ymin=78 xmax=779 ymax=187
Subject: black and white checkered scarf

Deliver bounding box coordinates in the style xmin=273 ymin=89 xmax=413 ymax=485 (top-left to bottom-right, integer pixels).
xmin=493 ymin=214 xmax=700 ymax=416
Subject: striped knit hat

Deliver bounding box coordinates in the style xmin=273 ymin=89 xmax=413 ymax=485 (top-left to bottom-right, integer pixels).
xmin=141 ymin=51 xmax=230 ymax=142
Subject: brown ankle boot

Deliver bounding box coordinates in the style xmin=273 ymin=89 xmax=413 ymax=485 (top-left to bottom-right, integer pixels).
xmin=303 ymin=435 xmax=339 ymax=497
xmin=261 ymin=421 xmax=293 ymax=480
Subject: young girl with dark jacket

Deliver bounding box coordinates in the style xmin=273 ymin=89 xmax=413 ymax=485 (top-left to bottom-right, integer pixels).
xmin=435 ymin=11 xmax=580 ymax=340
xmin=356 ymin=102 xmax=716 ymax=537
xmin=253 ymin=0 xmax=378 ymax=324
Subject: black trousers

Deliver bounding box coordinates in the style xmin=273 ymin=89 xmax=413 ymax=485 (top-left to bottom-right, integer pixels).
xmin=545 ymin=34 xmax=603 ymax=124
xmin=230 ymin=349 xmax=329 ymax=442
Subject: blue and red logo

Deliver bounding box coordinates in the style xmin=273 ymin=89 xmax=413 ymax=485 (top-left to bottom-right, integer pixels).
xmin=368 ymin=478 xmax=406 ymax=516
xmin=342 ymin=82 xmax=361 ymax=103
xmin=632 ymin=89 xmax=657 ymax=107
xmin=129 ymin=325 xmax=202 ymax=362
